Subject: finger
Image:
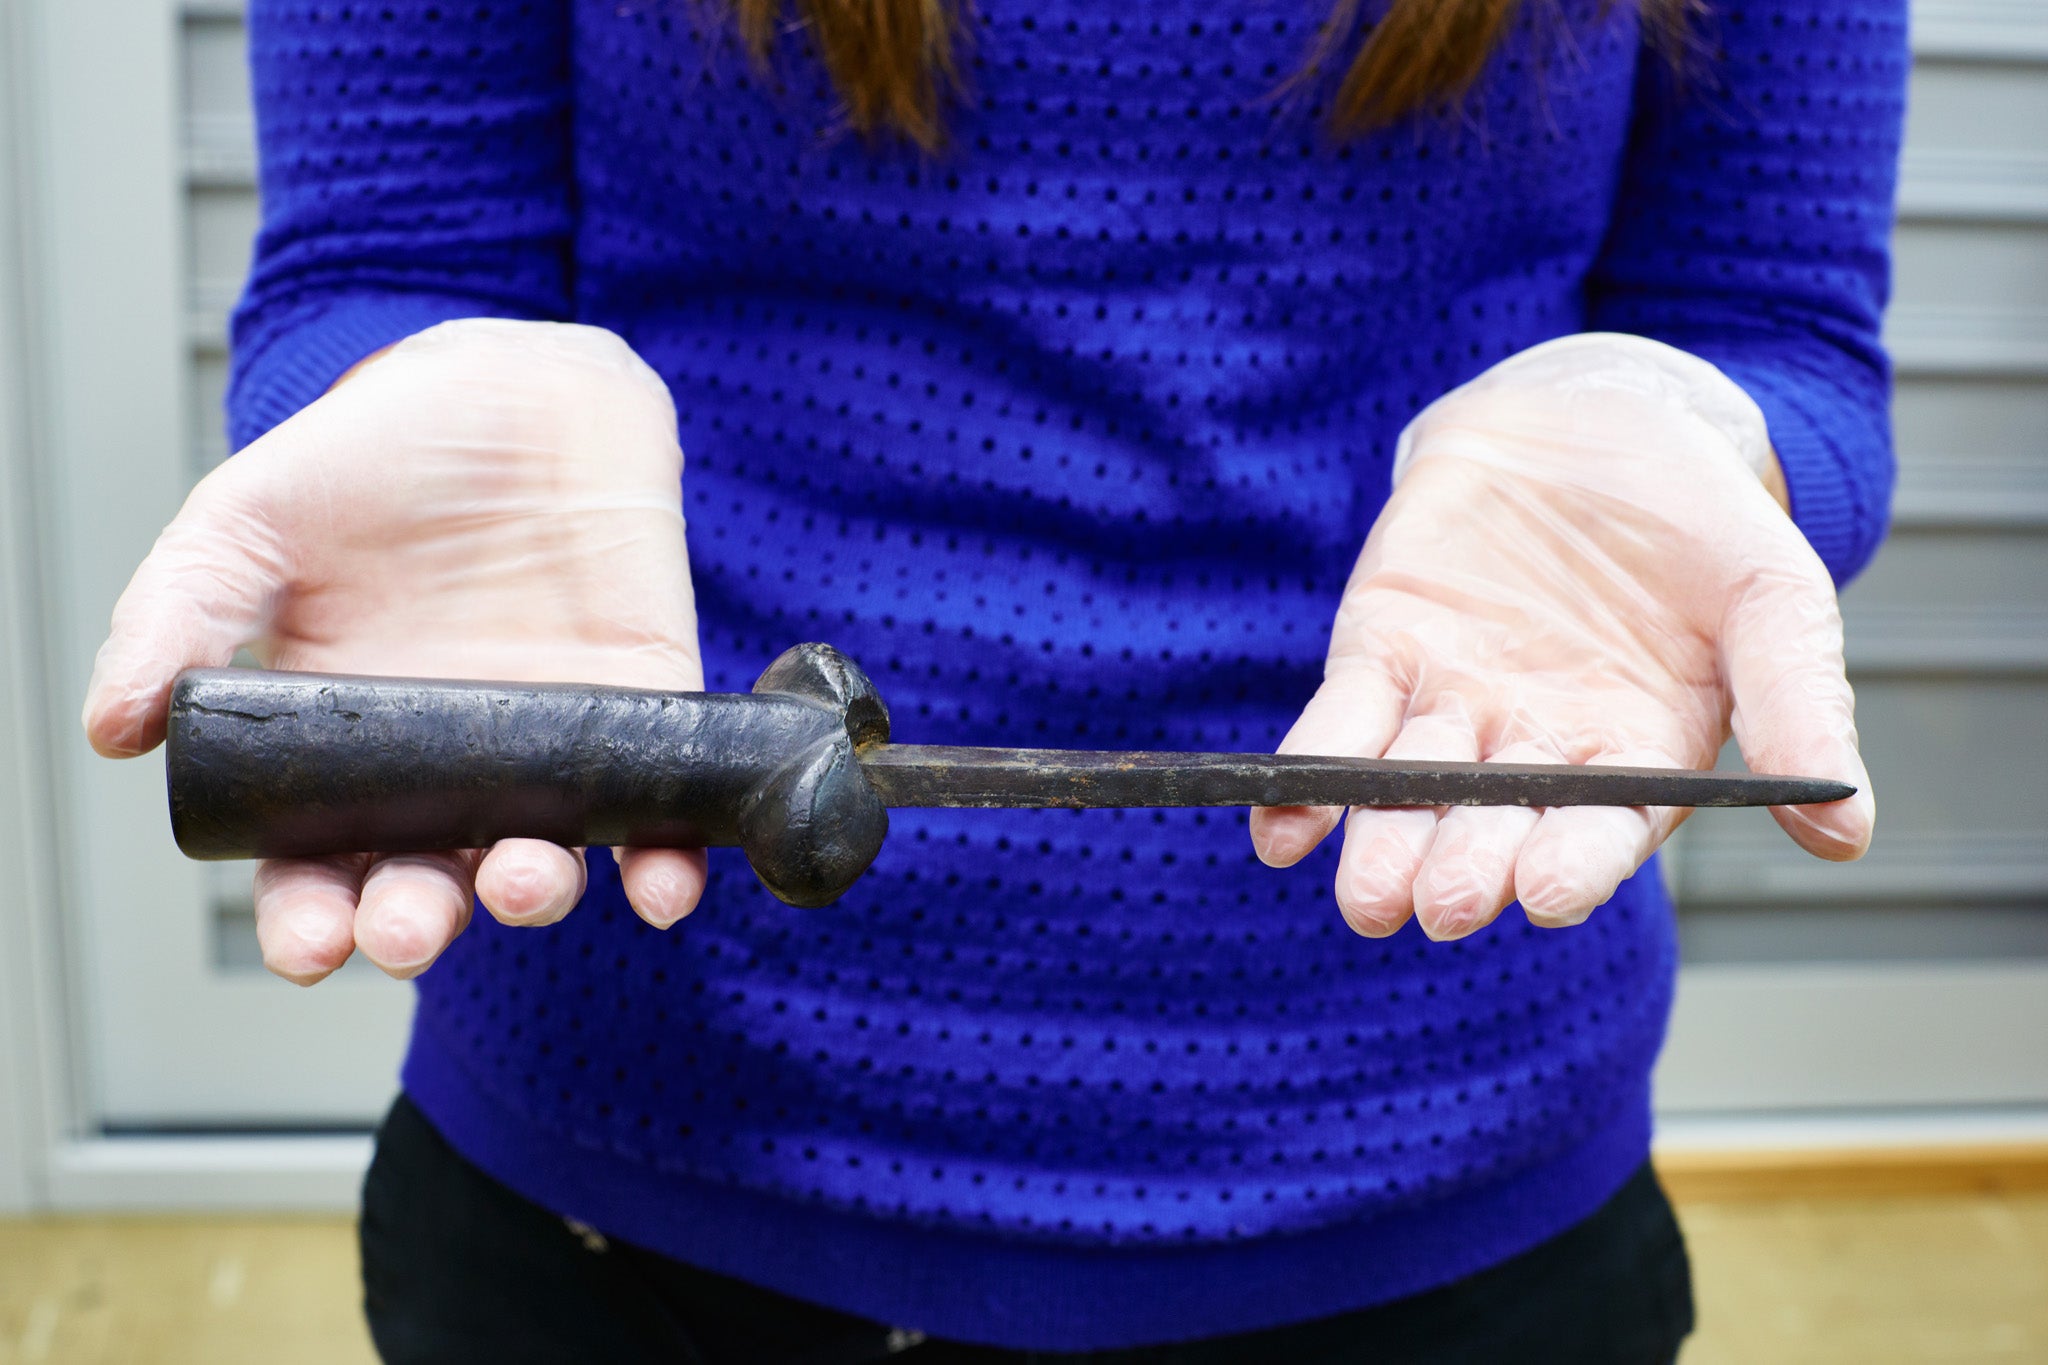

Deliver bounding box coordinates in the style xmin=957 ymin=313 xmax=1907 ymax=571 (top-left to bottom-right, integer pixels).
xmin=1332 ymin=708 xmax=1480 ymax=937
xmin=475 ymin=840 xmax=587 ymax=926
xmin=1514 ymin=747 xmax=1687 ymax=928
xmin=82 ymin=480 xmax=289 ymax=758
xmin=1412 ymin=738 xmax=1559 ymax=941
xmin=1723 ymin=569 xmax=1876 ymax=861
xmin=616 ymin=847 xmax=709 ymax=928
xmin=353 ymin=851 xmax=481 ymax=978
xmin=1251 ymin=657 xmax=1409 ymax=867
xmin=252 ymin=854 xmax=370 ymax=986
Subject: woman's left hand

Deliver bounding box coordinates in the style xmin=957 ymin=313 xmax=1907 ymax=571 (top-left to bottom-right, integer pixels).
xmin=1249 ymin=333 xmax=1876 ymax=940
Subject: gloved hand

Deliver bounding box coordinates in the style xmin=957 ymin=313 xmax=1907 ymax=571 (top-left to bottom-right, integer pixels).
xmin=1250 ymin=333 xmax=1876 ymax=940
xmin=82 ymin=318 xmax=704 ymax=983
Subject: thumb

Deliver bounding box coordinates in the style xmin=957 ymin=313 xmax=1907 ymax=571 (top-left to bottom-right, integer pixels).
xmin=1723 ymin=562 xmax=1875 ymax=862
xmin=82 ymin=475 xmax=290 ymax=757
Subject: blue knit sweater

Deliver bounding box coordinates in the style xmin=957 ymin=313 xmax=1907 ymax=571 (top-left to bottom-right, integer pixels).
xmin=229 ymin=0 xmax=1902 ymax=1348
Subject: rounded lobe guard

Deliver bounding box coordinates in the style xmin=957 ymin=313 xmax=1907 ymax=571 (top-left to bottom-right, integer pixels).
xmin=741 ymin=643 xmax=892 ymax=906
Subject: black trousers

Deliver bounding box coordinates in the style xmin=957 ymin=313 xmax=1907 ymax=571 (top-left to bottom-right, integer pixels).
xmin=361 ymin=1094 xmax=1693 ymax=1365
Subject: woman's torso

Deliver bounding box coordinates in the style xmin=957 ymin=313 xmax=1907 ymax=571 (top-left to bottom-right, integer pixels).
xmin=413 ymin=0 xmax=1678 ymax=1250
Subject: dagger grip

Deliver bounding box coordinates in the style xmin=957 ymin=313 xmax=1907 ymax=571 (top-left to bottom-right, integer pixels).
xmin=164 ymin=643 xmax=892 ymax=908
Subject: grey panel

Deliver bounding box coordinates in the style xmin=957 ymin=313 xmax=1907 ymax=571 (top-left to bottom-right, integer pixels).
xmin=1892 ymin=377 xmax=2048 ymax=526
xmin=1889 ymin=222 xmax=2048 ymax=372
xmin=180 ymin=13 xmax=242 ymax=482
xmin=187 ymin=183 xmax=254 ymax=352
xmin=1909 ymin=62 xmax=2048 ymax=159
xmin=1911 ymin=0 xmax=2048 ymax=60
xmin=1902 ymin=61 xmax=2048 ymax=221
xmin=1658 ymin=964 xmax=2048 ymax=1112
xmin=181 ymin=7 xmax=256 ymax=361
xmin=1844 ymin=527 xmax=2048 ymax=623
xmin=1894 ymin=223 xmax=2048 ymax=313
xmin=1840 ymin=528 xmax=2048 ymax=670
xmin=180 ymin=13 xmax=251 ymax=165
xmin=1681 ymin=905 xmax=2048 ymax=966
xmin=190 ymin=350 xmax=228 ymax=474
xmin=1896 ymin=378 xmax=2048 ymax=458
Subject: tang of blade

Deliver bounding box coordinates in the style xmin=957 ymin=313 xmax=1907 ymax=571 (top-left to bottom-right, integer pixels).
xmin=856 ymin=744 xmax=1855 ymax=810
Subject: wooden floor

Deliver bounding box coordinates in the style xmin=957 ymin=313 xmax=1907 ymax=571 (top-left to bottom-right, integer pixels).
xmin=2 ymin=1194 xmax=2045 ymax=1363
xmin=0 ymin=1215 xmax=371 ymax=1365
xmin=1680 ymin=1194 xmax=2048 ymax=1364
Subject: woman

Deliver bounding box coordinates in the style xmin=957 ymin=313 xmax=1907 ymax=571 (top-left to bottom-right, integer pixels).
xmin=85 ymin=0 xmax=1898 ymax=1358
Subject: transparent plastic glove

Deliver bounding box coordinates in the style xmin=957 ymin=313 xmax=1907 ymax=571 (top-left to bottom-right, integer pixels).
xmin=83 ymin=318 xmax=704 ymax=983
xmin=1250 ymin=332 xmax=1875 ymax=940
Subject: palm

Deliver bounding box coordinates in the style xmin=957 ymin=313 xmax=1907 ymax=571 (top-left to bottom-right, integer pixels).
xmin=1251 ymin=350 xmax=1871 ymax=941
xmin=1339 ymin=454 xmax=1732 ymax=777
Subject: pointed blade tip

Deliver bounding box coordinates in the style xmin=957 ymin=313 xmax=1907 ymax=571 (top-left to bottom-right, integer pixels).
xmin=1759 ymin=776 xmax=1857 ymax=806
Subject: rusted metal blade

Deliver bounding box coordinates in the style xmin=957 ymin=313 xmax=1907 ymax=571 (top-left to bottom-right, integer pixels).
xmin=858 ymin=744 xmax=1854 ymax=810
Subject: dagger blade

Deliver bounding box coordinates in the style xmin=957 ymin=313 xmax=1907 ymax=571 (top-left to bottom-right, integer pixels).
xmin=858 ymin=744 xmax=1854 ymax=810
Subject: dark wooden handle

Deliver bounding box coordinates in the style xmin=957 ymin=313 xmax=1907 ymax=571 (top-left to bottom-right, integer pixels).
xmin=164 ymin=643 xmax=892 ymax=908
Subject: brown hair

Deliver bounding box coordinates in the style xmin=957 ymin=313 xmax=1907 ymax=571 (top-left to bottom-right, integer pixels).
xmin=723 ymin=0 xmax=1698 ymax=151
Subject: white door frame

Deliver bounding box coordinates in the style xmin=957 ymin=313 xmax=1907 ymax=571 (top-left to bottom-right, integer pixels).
xmin=0 ymin=0 xmax=73 ymax=1216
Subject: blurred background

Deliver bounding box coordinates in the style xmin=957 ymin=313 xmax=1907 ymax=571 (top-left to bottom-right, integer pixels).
xmin=0 ymin=0 xmax=2043 ymax=1361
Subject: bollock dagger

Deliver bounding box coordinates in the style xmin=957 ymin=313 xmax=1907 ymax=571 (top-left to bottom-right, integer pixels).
xmin=167 ymin=642 xmax=1853 ymax=908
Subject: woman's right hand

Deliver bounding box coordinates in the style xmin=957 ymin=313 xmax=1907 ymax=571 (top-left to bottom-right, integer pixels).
xmin=82 ymin=318 xmax=705 ymax=985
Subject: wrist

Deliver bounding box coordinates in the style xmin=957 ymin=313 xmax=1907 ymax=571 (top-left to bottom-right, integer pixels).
xmin=1757 ymin=443 xmax=1790 ymax=513
xmin=330 ymin=343 xmax=398 ymax=392
xmin=1391 ymin=332 xmax=1783 ymax=500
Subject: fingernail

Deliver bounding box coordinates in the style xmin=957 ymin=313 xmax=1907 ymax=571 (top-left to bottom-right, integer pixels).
xmin=1425 ymin=911 xmax=1477 ymax=942
xmin=1254 ymin=829 xmax=1307 ymax=867
xmin=373 ymin=925 xmax=441 ymax=973
xmin=1517 ymin=884 xmax=1587 ymax=927
xmin=1337 ymin=868 xmax=1408 ymax=935
xmin=1781 ymin=794 xmax=1874 ymax=861
xmin=1344 ymin=910 xmax=1401 ymax=939
xmin=640 ymin=875 xmax=692 ymax=928
xmin=522 ymin=878 xmax=581 ymax=924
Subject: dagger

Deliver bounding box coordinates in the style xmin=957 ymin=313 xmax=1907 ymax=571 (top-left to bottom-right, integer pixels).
xmin=166 ymin=641 xmax=1852 ymax=908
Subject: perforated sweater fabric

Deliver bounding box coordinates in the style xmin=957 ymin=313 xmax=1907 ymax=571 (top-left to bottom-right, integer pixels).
xmin=229 ymin=0 xmax=1903 ymax=1348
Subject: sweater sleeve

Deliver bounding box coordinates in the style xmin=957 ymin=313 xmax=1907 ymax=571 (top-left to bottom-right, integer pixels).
xmin=1584 ymin=0 xmax=1909 ymax=584
xmin=226 ymin=0 xmax=574 ymax=450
